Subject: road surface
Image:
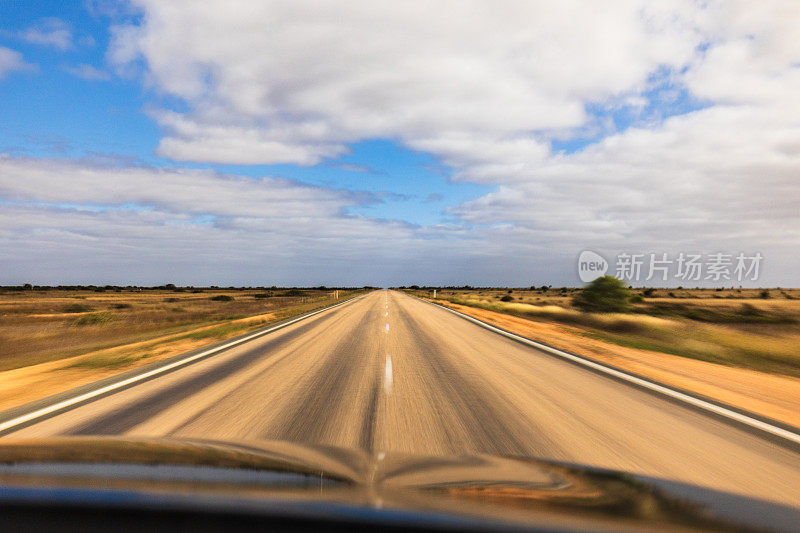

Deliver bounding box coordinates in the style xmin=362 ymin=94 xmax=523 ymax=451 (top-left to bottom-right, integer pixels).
xmin=5 ymin=290 xmax=800 ymax=507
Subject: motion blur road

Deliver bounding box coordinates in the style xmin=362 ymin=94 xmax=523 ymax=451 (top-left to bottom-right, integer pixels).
xmin=6 ymin=290 xmax=800 ymax=507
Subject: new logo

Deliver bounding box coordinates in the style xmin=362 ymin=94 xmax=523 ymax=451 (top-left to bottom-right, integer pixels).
xmin=578 ymin=250 xmax=608 ymax=282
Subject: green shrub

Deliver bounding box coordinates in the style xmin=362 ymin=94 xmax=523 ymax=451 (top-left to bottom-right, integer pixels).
xmin=500 ymin=295 xmax=514 ymax=302
xmin=572 ymin=276 xmax=635 ymax=313
xmin=113 ymin=303 xmax=132 ymax=309
xmin=760 ymin=289 xmax=770 ymax=299
xmin=211 ymin=295 xmax=234 ymax=301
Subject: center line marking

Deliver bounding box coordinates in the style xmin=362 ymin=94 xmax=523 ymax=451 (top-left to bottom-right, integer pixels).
xmin=384 ymin=323 xmax=390 ymax=333
xmin=384 ymin=356 xmax=393 ymax=394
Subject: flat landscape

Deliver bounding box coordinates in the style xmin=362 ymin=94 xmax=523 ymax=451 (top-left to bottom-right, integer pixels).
xmin=0 ymin=286 xmax=361 ymax=411
xmin=0 ymin=286 xmax=358 ymax=371
xmin=409 ymin=286 xmax=800 ymax=377
xmin=3 ymin=290 xmax=800 ymax=512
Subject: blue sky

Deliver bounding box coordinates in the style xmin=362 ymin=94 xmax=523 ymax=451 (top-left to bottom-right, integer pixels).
xmin=0 ymin=2 xmax=798 ymax=286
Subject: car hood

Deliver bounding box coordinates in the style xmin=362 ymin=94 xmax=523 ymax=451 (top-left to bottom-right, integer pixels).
xmin=0 ymin=437 xmax=796 ymax=532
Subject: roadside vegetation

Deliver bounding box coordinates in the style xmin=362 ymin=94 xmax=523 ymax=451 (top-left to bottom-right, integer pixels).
xmin=401 ymin=284 xmax=800 ymax=378
xmin=0 ymin=286 xmax=363 ymax=372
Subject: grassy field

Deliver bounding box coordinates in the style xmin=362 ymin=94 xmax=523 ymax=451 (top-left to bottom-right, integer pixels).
xmin=407 ymin=287 xmax=800 ymax=378
xmin=0 ymin=287 xmax=360 ymax=372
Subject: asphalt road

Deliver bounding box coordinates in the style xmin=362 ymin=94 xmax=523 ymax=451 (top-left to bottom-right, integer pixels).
xmin=6 ymin=290 xmax=800 ymax=508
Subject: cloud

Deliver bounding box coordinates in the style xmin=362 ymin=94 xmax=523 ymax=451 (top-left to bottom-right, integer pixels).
xmin=0 ymin=154 xmax=358 ymax=218
xmin=20 ymin=18 xmax=73 ymax=50
xmin=5 ymin=1 xmax=797 ymax=285
xmin=62 ymin=63 xmax=111 ymax=81
xmin=3 ymin=147 xmax=798 ymax=286
xmin=0 ymin=47 xmax=33 ymax=79
xmin=0 ymin=154 xmax=504 ymax=285
xmin=111 ymin=1 xmax=702 ymax=166
xmin=110 ymin=1 xmax=800 ymax=281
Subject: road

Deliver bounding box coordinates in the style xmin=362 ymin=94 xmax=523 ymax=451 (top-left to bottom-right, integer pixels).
xmin=5 ymin=290 xmax=800 ymax=507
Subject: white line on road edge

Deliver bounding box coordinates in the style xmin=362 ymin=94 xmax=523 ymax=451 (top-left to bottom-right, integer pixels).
xmin=0 ymin=293 xmax=367 ymax=435
xmin=419 ymin=297 xmax=800 ymax=447
xmin=385 ymin=356 xmax=393 ymax=394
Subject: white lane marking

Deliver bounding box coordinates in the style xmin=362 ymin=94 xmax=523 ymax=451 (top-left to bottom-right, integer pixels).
xmin=0 ymin=294 xmax=366 ymax=435
xmin=384 ymin=356 xmax=393 ymax=394
xmin=385 ymin=311 xmax=388 ymax=317
xmin=422 ymin=298 xmax=800 ymax=447
xmin=384 ymin=323 xmax=390 ymax=333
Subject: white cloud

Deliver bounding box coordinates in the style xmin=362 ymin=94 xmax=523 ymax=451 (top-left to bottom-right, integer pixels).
xmin=0 ymin=47 xmax=32 ymax=79
xmin=0 ymin=155 xmax=354 ymax=218
xmin=0 ymin=154 xmax=566 ymax=286
xmin=62 ymin=63 xmax=111 ymax=81
xmin=20 ymin=18 xmax=74 ymax=50
xmin=111 ymin=0 xmax=702 ymax=166
xmin=0 ymin=154 xmax=413 ymax=284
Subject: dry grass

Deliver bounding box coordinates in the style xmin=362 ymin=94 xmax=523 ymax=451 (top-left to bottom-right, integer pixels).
xmin=0 ymin=288 xmax=359 ymax=372
xmin=414 ymin=288 xmax=800 ymax=378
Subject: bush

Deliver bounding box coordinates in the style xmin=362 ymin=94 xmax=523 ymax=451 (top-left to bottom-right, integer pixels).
xmin=281 ymin=289 xmax=304 ymax=297
xmin=760 ymin=289 xmax=770 ymax=299
xmin=113 ymin=303 xmax=132 ymax=309
xmin=642 ymin=288 xmax=656 ymax=297
xmin=500 ymin=295 xmax=514 ymax=302
xmin=64 ymin=303 xmax=92 ymax=313
xmin=572 ymin=276 xmax=635 ymax=313
xmin=72 ymin=312 xmax=113 ymax=326
xmin=253 ymin=293 xmax=270 ymax=299
xmin=211 ymin=295 xmax=234 ymax=301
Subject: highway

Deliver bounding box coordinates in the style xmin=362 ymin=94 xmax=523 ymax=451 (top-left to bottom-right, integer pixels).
xmin=5 ymin=290 xmax=800 ymax=508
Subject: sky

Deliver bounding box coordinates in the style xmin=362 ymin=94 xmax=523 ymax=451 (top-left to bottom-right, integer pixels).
xmin=1 ymin=1 xmax=799 ymax=287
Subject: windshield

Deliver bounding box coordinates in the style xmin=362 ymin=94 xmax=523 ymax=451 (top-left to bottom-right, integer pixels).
xmin=1 ymin=2 xmax=799 ymax=531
